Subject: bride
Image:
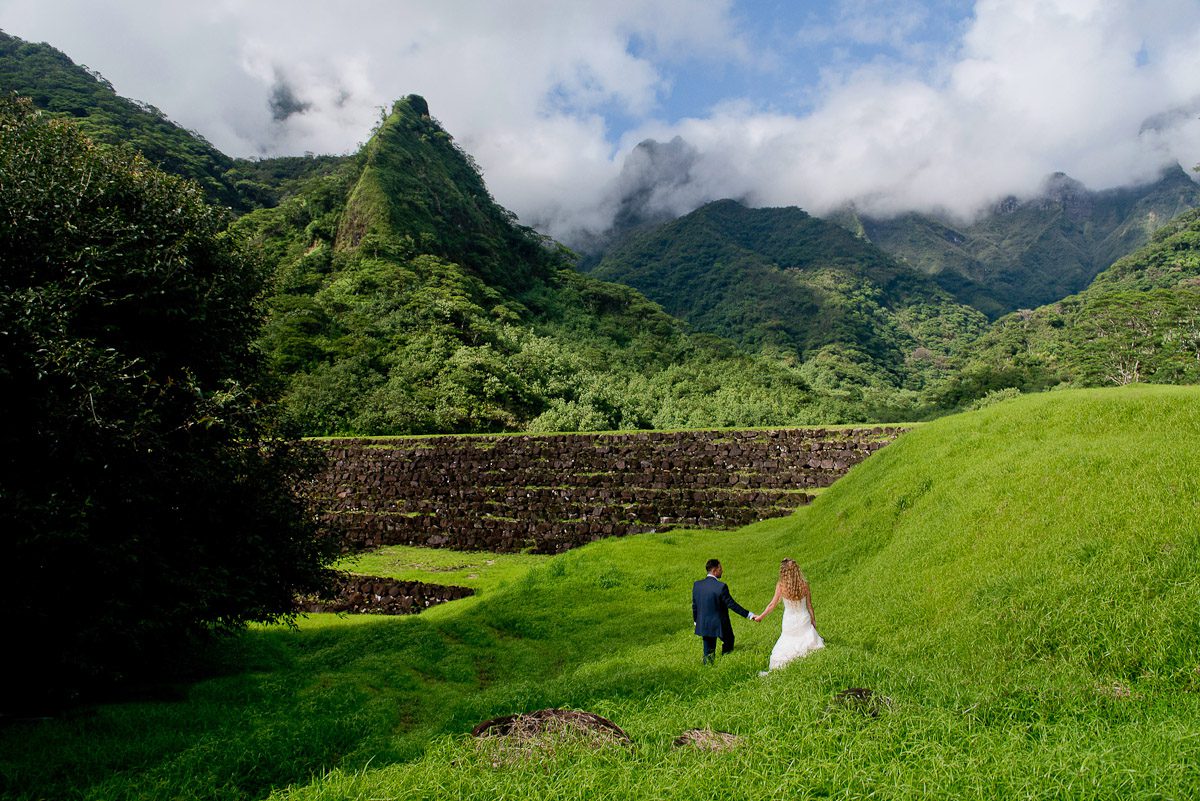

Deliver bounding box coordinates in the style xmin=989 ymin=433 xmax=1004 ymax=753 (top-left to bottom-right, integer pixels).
xmin=755 ymin=558 xmax=824 ymax=672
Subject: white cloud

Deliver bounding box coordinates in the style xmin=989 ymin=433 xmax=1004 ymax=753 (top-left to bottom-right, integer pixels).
xmin=603 ymin=0 xmax=1200 ymax=234
xmin=1 ymin=0 xmax=1198 ymax=241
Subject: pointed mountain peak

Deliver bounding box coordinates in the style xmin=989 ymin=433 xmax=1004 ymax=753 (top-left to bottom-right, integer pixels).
xmin=1040 ymin=172 xmax=1087 ymax=201
xmin=402 ymin=94 xmax=431 ymax=118
xmin=334 ymin=93 xmax=553 ymax=290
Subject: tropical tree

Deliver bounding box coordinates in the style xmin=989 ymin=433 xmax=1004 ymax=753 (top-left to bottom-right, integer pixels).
xmin=0 ymin=97 xmax=337 ymax=708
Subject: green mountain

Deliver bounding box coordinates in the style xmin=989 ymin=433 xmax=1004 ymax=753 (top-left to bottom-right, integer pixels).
xmin=585 ymin=199 xmax=988 ymax=403
xmin=234 ymin=96 xmax=887 ymax=434
xmin=937 ymin=207 xmax=1200 ymax=406
xmin=0 ymin=29 xmax=270 ymax=211
xmin=0 ymin=29 xmax=353 ymax=212
xmin=0 ymin=23 xmax=948 ymax=430
xmin=832 ymin=166 xmax=1200 ymax=317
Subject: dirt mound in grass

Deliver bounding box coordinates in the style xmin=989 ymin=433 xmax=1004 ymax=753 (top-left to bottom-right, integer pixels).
xmin=471 ymin=709 xmax=631 ymax=763
xmin=673 ymin=727 xmax=741 ymax=750
xmin=472 ymin=708 xmax=631 ymax=741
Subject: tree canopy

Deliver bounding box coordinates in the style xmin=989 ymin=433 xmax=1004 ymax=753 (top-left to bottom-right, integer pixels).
xmin=0 ymin=97 xmax=337 ymax=708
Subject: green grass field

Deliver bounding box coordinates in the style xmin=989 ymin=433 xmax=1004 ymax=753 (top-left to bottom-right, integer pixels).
xmin=3 ymin=385 xmax=1199 ymax=800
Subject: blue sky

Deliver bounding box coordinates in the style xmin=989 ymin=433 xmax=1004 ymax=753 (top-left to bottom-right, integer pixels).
xmin=1 ymin=1 xmax=1197 ymax=240
xmin=658 ymin=1 xmax=974 ymax=120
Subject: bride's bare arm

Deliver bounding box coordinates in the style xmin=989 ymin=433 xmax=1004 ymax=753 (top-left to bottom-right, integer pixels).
xmin=757 ymin=583 xmax=783 ymax=620
xmin=805 ymin=588 xmax=815 ymax=626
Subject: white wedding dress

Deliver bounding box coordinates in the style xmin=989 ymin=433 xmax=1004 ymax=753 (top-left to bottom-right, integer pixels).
xmin=767 ymin=598 xmax=824 ymax=670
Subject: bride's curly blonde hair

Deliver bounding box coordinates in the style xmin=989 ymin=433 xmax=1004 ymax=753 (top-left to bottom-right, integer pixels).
xmin=779 ymin=558 xmax=809 ymax=601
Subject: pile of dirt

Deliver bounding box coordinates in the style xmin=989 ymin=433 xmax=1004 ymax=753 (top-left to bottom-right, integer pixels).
xmin=471 ymin=709 xmax=631 ymax=765
xmin=673 ymin=728 xmax=741 ymax=751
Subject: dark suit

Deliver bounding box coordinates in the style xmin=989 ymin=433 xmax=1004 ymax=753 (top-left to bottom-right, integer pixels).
xmin=692 ymin=575 xmax=751 ymax=663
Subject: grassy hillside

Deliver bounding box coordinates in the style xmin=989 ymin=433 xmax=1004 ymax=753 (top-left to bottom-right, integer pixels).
xmin=941 ymin=208 xmax=1200 ymax=406
xmin=5 ymin=386 xmax=1198 ymax=799
xmin=832 ymin=166 xmax=1200 ymax=317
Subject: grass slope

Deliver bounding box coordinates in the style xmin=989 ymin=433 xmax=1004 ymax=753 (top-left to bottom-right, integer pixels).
xmin=3 ymin=386 xmax=1199 ymax=800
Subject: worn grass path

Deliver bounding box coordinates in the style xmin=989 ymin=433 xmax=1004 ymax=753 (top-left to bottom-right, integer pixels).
xmin=3 ymin=385 xmax=1199 ymax=800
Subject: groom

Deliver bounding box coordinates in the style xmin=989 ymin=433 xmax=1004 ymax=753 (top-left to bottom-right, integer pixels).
xmin=692 ymin=558 xmax=756 ymax=664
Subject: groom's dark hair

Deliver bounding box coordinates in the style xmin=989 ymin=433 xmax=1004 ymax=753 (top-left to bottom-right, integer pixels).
xmin=705 ymin=558 xmax=721 ymax=572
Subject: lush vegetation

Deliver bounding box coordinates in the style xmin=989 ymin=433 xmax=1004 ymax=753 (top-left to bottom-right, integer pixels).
xmin=937 ymin=208 xmax=1200 ymax=406
xmin=832 ymin=166 xmax=1200 ymax=317
xmin=0 ymin=30 xmax=283 ymax=211
xmin=236 ymin=96 xmax=920 ymax=434
xmin=587 ymin=199 xmax=989 ymax=407
xmin=0 ymin=97 xmax=337 ymax=708
xmin=6 ymin=30 xmax=1200 ymax=800
xmin=6 ymin=29 xmax=1200 ymax=434
xmin=3 ymin=386 xmax=1198 ymax=799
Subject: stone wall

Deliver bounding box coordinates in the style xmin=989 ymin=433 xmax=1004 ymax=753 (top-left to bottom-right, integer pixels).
xmin=309 ymin=426 xmax=904 ymax=554
xmin=298 ymin=574 xmax=474 ymax=615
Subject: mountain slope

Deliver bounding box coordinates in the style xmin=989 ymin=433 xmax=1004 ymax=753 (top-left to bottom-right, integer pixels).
xmin=235 ymin=97 xmax=872 ymax=434
xmin=832 ymin=166 xmax=1200 ymax=317
xmin=587 ymin=199 xmax=988 ymax=399
xmin=938 ymin=207 xmax=1200 ymax=405
xmin=0 ymin=29 xmax=276 ymax=211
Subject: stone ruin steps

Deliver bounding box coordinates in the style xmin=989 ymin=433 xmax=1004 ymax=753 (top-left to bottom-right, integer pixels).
xmin=298 ymin=574 xmax=474 ymax=615
xmin=308 ymin=426 xmax=905 ymax=554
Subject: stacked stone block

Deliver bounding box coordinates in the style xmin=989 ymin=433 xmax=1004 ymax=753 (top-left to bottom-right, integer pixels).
xmin=298 ymin=574 xmax=473 ymax=615
xmin=309 ymin=426 xmax=904 ymax=554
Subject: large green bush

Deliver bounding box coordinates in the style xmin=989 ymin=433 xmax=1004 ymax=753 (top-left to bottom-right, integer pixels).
xmin=0 ymin=97 xmax=337 ymax=709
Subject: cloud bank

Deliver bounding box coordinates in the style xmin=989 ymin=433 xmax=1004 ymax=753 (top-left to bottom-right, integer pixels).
xmin=588 ymin=0 xmax=1200 ymax=242
xmin=2 ymin=0 xmax=1198 ymax=242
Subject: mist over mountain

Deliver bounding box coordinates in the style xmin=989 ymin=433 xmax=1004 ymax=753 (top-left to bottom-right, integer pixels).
xmin=577 ymin=128 xmax=1200 ymax=319
xmin=939 ymin=206 xmax=1200 ymax=405
xmin=9 ymin=2 xmax=1198 ymax=247
xmin=830 ymin=164 xmax=1200 ymax=317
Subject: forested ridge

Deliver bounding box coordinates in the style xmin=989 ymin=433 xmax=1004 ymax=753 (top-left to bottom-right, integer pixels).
xmin=0 ymin=30 xmax=350 ymax=212
xmin=237 ymin=96 xmax=870 ymax=434
xmin=5 ymin=27 xmax=1200 ymax=436
xmin=938 ymin=208 xmax=1200 ymax=404
xmin=587 ymin=199 xmax=989 ymax=406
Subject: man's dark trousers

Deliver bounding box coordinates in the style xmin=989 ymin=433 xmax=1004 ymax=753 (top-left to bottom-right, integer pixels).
xmin=692 ymin=575 xmax=750 ymax=664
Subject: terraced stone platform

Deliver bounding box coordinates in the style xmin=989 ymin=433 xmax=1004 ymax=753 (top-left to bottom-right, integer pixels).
xmin=310 ymin=426 xmax=905 ymax=554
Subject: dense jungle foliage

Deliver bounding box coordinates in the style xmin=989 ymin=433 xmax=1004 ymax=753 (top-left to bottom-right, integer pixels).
xmin=586 ymin=199 xmax=989 ymax=396
xmin=936 ymin=208 xmax=1200 ymax=405
xmin=0 ymin=97 xmax=337 ymax=708
xmin=235 ymin=96 xmax=927 ymax=434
